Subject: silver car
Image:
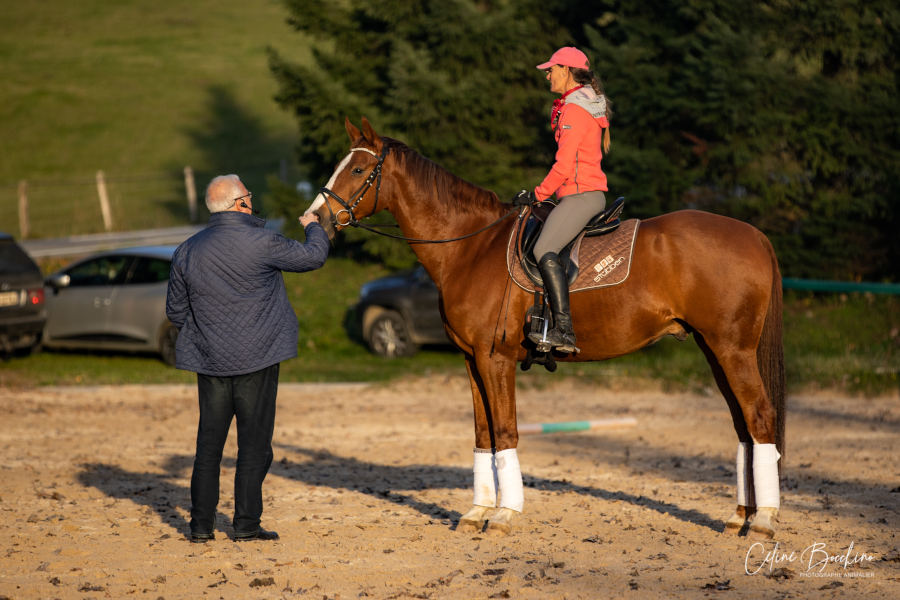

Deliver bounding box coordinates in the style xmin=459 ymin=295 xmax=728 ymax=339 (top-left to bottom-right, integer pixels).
xmin=43 ymin=246 xmax=177 ymax=365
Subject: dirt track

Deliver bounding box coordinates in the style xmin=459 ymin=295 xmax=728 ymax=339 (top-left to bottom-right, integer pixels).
xmin=1 ymin=377 xmax=898 ymax=598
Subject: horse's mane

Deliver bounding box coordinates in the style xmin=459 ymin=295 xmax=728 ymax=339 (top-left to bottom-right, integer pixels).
xmin=382 ymin=137 xmax=504 ymax=215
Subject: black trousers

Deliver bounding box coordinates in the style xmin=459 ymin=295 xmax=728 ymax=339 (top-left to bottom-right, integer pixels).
xmin=190 ymin=363 xmax=279 ymax=536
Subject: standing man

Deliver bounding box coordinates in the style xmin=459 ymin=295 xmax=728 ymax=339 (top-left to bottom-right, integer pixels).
xmin=166 ymin=174 xmax=328 ymax=543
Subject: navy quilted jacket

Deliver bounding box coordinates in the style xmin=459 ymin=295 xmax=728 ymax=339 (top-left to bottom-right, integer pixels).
xmin=166 ymin=211 xmax=329 ymax=376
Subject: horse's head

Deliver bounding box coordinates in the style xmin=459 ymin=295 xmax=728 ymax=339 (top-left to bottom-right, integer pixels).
xmin=305 ymin=117 xmax=388 ymax=240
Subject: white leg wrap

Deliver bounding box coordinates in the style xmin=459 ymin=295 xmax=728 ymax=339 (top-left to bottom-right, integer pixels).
xmin=735 ymin=442 xmax=751 ymax=506
xmin=495 ymin=448 xmax=524 ymax=512
xmin=472 ymin=449 xmax=497 ymax=507
xmin=752 ymin=443 xmax=781 ymax=509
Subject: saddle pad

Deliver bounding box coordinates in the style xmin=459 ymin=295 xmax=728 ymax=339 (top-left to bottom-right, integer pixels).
xmin=507 ymin=218 xmax=640 ymax=293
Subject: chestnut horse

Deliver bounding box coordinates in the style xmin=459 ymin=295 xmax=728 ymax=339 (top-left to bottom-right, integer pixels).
xmin=307 ymin=118 xmax=785 ymax=539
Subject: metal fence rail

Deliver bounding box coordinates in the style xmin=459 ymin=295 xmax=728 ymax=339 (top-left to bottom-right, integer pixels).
xmin=782 ymin=278 xmax=900 ymax=295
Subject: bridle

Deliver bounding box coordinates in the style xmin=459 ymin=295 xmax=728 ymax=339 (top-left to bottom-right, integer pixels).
xmin=318 ymin=143 xmax=518 ymax=244
xmin=318 ymin=145 xmax=388 ymax=229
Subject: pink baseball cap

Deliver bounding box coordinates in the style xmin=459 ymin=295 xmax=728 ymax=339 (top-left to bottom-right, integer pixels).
xmin=536 ymin=46 xmax=590 ymax=70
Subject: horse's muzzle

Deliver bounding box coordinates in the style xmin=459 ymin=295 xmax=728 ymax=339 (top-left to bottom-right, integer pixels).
xmin=311 ymin=205 xmax=338 ymax=240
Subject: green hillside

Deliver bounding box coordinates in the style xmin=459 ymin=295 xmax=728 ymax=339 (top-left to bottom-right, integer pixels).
xmin=0 ymin=0 xmax=312 ymax=237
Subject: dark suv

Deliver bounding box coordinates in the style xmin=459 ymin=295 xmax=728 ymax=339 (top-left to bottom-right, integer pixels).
xmin=0 ymin=233 xmax=46 ymax=355
xmin=354 ymin=265 xmax=450 ymax=357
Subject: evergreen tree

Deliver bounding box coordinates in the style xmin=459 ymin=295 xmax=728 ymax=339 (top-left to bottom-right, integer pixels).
xmin=270 ymin=0 xmax=598 ymax=267
xmin=588 ymin=0 xmax=899 ymax=279
xmin=271 ymin=0 xmax=899 ymax=279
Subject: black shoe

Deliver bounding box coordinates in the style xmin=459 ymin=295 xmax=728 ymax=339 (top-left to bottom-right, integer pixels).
xmin=190 ymin=532 xmax=215 ymax=543
xmin=234 ymin=527 xmax=279 ymax=541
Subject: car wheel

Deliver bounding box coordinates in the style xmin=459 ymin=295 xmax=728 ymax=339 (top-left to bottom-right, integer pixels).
xmin=159 ymin=322 xmax=178 ymax=366
xmin=366 ymin=310 xmax=417 ymax=358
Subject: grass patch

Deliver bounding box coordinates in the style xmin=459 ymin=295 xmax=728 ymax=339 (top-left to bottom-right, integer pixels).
xmin=1 ymin=0 xmax=312 ymax=236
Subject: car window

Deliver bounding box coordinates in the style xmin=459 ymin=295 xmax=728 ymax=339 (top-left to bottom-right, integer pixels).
xmin=128 ymin=257 xmax=171 ymax=285
xmin=0 ymin=239 xmax=40 ymax=276
xmin=66 ymin=256 xmax=132 ymax=287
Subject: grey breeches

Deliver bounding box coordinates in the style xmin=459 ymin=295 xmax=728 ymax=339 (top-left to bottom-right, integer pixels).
xmin=533 ymin=191 xmax=607 ymax=260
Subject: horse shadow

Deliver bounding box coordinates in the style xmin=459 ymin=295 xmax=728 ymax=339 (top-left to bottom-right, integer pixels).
xmin=272 ymin=444 xmax=724 ymax=532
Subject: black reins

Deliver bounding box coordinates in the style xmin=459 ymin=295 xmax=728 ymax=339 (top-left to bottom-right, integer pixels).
xmin=318 ymin=145 xmax=518 ymax=244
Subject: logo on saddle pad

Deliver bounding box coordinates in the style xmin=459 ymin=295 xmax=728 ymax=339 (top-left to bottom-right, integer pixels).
xmin=593 ymin=254 xmax=625 ymax=282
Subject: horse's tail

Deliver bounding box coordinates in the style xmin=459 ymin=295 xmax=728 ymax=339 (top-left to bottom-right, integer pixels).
xmin=757 ymin=236 xmax=786 ymax=463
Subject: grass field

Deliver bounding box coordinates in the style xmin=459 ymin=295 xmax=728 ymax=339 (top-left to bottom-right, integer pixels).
xmin=2 ymin=257 xmax=897 ymax=396
xmin=1 ymin=0 xmax=311 ymax=237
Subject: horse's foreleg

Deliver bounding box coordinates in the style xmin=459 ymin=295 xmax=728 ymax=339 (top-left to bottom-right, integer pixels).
xmin=458 ymin=448 xmax=496 ymax=533
xmin=458 ymin=355 xmax=498 ymax=533
xmin=480 ymin=353 xmax=522 ymax=537
xmin=458 ymin=353 xmax=522 ymax=536
xmin=458 ymin=448 xmax=524 ymax=535
xmin=486 ymin=448 xmax=523 ymax=537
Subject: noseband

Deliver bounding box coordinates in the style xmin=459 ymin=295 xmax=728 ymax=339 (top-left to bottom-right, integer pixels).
xmin=318 ymin=146 xmax=389 ymax=228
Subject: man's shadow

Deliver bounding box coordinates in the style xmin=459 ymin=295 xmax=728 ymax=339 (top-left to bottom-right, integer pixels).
xmin=77 ymin=455 xmax=231 ymax=538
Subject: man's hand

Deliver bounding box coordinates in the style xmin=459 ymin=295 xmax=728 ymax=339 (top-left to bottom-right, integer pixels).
xmin=299 ymin=213 xmax=320 ymax=227
xmin=511 ymin=189 xmax=536 ymax=206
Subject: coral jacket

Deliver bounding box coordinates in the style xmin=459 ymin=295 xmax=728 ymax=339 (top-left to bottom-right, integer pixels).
xmin=534 ymin=87 xmax=609 ymax=201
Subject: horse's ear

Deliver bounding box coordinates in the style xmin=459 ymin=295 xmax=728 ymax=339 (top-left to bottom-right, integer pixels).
xmin=345 ymin=117 xmax=361 ymax=141
xmin=360 ymin=117 xmax=379 ymax=144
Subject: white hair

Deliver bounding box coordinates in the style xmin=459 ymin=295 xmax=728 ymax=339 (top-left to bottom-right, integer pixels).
xmin=205 ymin=174 xmax=244 ymax=213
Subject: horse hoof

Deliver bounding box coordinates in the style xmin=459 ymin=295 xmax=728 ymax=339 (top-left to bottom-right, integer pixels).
xmin=457 ymin=518 xmax=484 ymax=533
xmin=724 ymin=505 xmax=754 ymax=535
xmin=485 ymin=507 xmax=518 ymax=537
xmin=457 ymin=506 xmax=490 ymax=533
xmin=748 ymin=507 xmax=777 ymax=540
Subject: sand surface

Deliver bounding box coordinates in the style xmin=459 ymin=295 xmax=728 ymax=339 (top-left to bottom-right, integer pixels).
xmin=1 ymin=377 xmax=897 ymax=598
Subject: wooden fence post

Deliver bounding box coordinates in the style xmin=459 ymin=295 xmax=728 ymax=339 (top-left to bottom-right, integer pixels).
xmin=17 ymin=180 xmax=29 ymax=239
xmin=184 ymin=166 xmax=197 ymax=222
xmin=96 ymin=170 xmax=113 ymax=231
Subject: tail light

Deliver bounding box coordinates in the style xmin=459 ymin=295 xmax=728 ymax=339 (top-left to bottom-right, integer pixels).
xmin=27 ymin=288 xmax=45 ymax=306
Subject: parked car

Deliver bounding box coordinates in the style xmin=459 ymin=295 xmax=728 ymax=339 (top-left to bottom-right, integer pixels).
xmin=43 ymin=246 xmax=178 ymax=365
xmin=354 ymin=265 xmax=450 ymax=358
xmin=0 ymin=232 xmax=47 ymax=355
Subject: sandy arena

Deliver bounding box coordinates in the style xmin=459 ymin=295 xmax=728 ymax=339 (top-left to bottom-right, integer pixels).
xmin=1 ymin=376 xmax=897 ymax=598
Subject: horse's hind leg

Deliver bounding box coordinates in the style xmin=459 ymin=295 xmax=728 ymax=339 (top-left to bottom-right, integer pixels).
xmin=697 ymin=336 xmax=779 ymax=538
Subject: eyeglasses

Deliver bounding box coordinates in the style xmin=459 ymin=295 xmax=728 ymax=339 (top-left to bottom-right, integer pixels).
xmin=232 ymin=192 xmax=252 ymax=206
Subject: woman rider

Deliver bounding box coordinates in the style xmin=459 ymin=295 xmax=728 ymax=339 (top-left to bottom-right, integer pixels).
xmin=526 ymin=46 xmax=611 ymax=354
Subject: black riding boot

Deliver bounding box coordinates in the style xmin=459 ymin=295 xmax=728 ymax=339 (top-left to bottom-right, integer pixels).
xmin=529 ymin=252 xmax=578 ymax=353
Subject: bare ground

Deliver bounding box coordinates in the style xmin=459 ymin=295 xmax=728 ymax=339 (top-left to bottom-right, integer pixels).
xmin=1 ymin=376 xmax=898 ymax=599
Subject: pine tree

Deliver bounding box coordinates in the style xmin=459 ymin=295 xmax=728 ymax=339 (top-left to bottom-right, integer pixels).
xmin=587 ymin=0 xmax=899 ymax=279
xmin=271 ymin=0 xmax=898 ymax=279
xmin=269 ymin=0 xmax=590 ymax=267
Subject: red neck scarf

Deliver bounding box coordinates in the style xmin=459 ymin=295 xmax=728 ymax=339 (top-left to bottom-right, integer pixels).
xmin=551 ymin=85 xmax=584 ymax=129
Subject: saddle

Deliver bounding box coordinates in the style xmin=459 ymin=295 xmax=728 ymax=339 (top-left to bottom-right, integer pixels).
xmin=515 ymin=196 xmax=627 ymax=288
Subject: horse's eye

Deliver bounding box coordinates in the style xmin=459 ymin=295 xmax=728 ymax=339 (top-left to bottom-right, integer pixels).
xmin=352 ymin=167 xmax=364 ymax=175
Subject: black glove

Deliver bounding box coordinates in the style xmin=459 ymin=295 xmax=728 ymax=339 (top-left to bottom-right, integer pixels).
xmin=511 ymin=189 xmax=536 ymax=206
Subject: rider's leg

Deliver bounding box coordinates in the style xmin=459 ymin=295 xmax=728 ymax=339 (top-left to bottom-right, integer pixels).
xmin=532 ymin=191 xmax=607 ymax=261
xmin=535 ymin=252 xmax=577 ymax=353
xmin=530 ymin=191 xmax=606 ymax=353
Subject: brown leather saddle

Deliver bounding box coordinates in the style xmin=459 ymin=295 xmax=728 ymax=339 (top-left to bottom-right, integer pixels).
xmin=514 ymin=196 xmax=626 ymax=287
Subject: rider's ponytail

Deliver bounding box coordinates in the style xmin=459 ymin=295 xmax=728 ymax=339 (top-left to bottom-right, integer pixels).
xmin=571 ymin=68 xmax=612 ymax=153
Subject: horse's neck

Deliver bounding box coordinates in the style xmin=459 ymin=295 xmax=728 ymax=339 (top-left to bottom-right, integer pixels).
xmin=387 ymin=189 xmax=510 ymax=284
